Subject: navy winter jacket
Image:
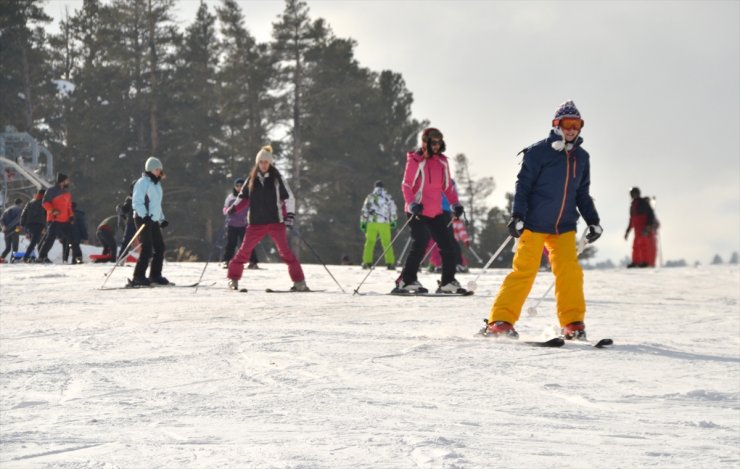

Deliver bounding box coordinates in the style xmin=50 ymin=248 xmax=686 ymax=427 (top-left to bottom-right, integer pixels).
xmin=513 ymin=130 xmax=600 ymax=234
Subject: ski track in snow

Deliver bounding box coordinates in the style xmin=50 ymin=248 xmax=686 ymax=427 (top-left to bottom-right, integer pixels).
xmin=1 ymin=260 xmax=738 ymax=468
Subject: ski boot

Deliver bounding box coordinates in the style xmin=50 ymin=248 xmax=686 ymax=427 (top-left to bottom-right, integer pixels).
xmin=247 ymin=262 xmax=260 ymax=270
xmin=227 ymin=278 xmax=240 ymax=291
xmin=562 ymin=321 xmax=587 ymax=341
xmin=149 ymin=275 xmax=170 ymax=286
xmin=436 ymin=279 xmax=468 ymax=294
xmin=361 ymin=263 xmax=371 ymax=270
xmin=482 ymin=320 xmax=519 ymax=339
xmin=129 ymin=276 xmax=151 ymax=287
xmin=291 ymin=280 xmax=310 ymax=292
xmin=392 ymin=279 xmax=428 ymax=294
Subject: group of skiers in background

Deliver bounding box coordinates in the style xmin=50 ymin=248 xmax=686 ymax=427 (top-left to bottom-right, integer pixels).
xmin=0 ymin=174 xmax=88 ymax=265
xmin=1 ymin=100 xmax=661 ymax=341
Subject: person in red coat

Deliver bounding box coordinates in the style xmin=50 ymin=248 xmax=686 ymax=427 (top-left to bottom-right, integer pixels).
xmin=624 ymin=187 xmax=657 ymax=267
xmin=37 ymin=173 xmax=80 ymax=263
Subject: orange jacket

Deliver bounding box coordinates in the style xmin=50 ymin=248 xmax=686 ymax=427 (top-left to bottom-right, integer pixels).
xmin=42 ymin=185 xmax=73 ymax=222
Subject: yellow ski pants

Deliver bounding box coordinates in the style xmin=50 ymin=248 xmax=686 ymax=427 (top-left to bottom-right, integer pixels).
xmin=489 ymin=230 xmax=585 ymax=327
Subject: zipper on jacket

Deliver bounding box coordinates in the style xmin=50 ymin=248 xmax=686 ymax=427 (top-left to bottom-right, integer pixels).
xmin=554 ymin=151 xmax=571 ymax=234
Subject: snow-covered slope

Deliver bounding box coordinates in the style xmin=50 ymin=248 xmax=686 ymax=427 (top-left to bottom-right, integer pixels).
xmin=1 ymin=261 xmax=738 ymax=468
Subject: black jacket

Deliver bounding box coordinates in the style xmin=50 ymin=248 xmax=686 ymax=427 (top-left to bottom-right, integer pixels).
xmin=237 ymin=171 xmax=295 ymax=225
xmin=21 ymin=199 xmax=46 ymax=226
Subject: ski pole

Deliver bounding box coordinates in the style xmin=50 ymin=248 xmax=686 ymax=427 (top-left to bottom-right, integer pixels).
xmin=100 ymin=223 xmax=146 ymax=289
xmin=526 ymin=230 xmax=588 ymax=316
xmin=466 ymin=235 xmax=513 ymax=292
xmin=194 ymin=224 xmax=227 ymax=293
xmin=291 ymin=227 xmax=346 ymax=294
xmin=353 ymin=215 xmax=413 ymax=295
xmin=466 ymin=245 xmax=483 ymax=264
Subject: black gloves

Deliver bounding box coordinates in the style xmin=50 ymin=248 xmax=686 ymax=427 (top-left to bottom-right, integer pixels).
xmin=409 ymin=203 xmax=423 ymax=216
xmin=285 ymin=213 xmax=295 ymax=229
xmin=143 ymin=216 xmax=154 ymax=226
xmin=507 ymin=215 xmax=524 ymax=238
xmin=453 ymin=204 xmax=464 ymax=218
xmin=159 ymin=220 xmax=169 ymax=229
xmin=586 ymin=224 xmax=603 ymax=243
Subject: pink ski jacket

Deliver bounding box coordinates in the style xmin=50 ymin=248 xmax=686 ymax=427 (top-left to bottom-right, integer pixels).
xmin=401 ymin=150 xmax=459 ymax=218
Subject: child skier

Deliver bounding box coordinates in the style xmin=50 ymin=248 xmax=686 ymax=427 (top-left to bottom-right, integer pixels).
xmin=222 ymin=178 xmax=258 ymax=269
xmin=226 ymin=146 xmax=308 ymax=292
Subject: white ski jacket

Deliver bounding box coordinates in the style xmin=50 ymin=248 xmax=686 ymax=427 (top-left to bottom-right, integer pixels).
xmin=361 ymin=187 xmax=398 ymax=224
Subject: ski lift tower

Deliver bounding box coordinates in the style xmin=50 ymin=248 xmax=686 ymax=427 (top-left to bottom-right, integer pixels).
xmin=0 ymin=126 xmax=54 ymax=209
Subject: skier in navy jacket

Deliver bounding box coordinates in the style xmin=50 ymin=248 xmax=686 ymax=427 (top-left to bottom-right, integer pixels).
xmin=484 ymin=100 xmax=602 ymax=341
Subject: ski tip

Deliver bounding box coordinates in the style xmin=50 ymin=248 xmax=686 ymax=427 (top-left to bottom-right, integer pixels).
xmin=594 ymin=338 xmax=614 ymax=348
xmin=524 ymin=337 xmax=565 ymax=347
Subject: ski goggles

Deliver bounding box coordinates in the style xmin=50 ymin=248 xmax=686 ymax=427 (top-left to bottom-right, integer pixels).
xmin=558 ymin=118 xmax=584 ymax=131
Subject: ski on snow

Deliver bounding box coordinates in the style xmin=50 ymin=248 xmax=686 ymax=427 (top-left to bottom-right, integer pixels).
xmin=99 ymin=280 xmax=215 ymax=290
xmin=265 ymin=288 xmax=327 ymax=293
xmin=477 ymin=319 xmax=613 ymax=348
xmin=389 ymin=290 xmax=474 ymax=297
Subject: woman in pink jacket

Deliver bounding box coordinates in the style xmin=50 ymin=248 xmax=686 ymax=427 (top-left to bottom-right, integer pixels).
xmin=395 ymin=127 xmax=467 ymax=294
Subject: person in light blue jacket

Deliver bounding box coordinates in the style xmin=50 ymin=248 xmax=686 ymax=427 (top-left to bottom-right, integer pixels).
xmin=130 ymin=157 xmax=169 ymax=286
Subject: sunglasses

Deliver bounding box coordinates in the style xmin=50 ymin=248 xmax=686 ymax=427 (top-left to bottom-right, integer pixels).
xmin=430 ymin=139 xmax=442 ymax=145
xmin=559 ymin=119 xmax=584 ymax=131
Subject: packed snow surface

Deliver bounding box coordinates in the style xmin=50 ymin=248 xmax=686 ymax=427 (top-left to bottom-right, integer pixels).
xmin=1 ymin=259 xmax=738 ymax=468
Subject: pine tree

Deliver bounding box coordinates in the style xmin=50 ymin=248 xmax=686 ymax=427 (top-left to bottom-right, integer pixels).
xmin=453 ymin=153 xmax=494 ymax=246
xmin=161 ymin=1 xmax=223 ymax=255
xmin=0 ymin=0 xmax=55 ymax=132
xmin=216 ymin=0 xmax=274 ymax=178
xmin=271 ymin=0 xmax=316 ymax=227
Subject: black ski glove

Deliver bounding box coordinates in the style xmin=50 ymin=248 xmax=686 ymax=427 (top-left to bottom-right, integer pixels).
xmin=409 ymin=203 xmax=423 ymax=217
xmin=586 ymin=224 xmax=603 ymax=243
xmin=453 ymin=204 xmax=464 ymax=218
xmin=507 ymin=215 xmax=524 ymax=238
xmin=159 ymin=220 xmax=169 ymax=229
xmin=285 ymin=213 xmax=295 ymax=229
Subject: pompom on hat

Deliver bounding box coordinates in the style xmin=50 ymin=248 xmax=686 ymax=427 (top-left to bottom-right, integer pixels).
xmin=145 ymin=156 xmax=163 ymax=172
xmin=552 ymin=100 xmax=584 ymax=128
xmin=255 ymin=145 xmax=274 ymax=165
